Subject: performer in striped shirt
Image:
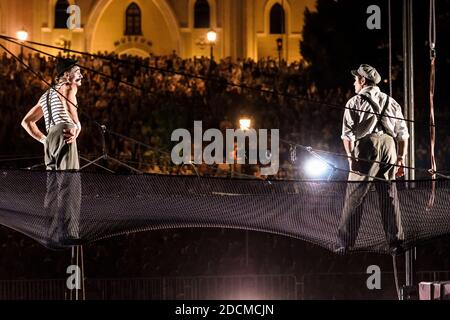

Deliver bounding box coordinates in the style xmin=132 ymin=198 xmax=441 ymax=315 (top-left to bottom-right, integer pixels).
xmin=21 ymin=58 xmax=83 ymax=170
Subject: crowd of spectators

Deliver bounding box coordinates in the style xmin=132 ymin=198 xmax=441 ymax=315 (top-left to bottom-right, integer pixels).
xmin=1 ymin=51 xmax=447 ymax=179
xmin=0 ymin=51 xmax=431 ymax=179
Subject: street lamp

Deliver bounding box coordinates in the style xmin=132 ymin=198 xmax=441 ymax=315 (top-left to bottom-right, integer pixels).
xmin=17 ymin=29 xmax=28 ymax=60
xmin=276 ymin=38 xmax=283 ymax=65
xmin=238 ymin=117 xmax=252 ymax=180
xmin=239 ymin=118 xmax=251 ymax=131
xmin=206 ymin=30 xmax=217 ymax=62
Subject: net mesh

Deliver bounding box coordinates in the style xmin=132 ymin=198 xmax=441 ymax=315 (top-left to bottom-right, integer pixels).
xmin=0 ymin=169 xmax=449 ymax=254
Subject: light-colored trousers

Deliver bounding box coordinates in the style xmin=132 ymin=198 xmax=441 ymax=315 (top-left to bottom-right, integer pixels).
xmin=338 ymin=133 xmax=404 ymax=248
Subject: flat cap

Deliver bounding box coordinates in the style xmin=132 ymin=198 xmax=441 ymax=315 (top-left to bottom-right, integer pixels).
xmin=351 ymin=64 xmax=381 ymax=84
xmin=56 ymin=58 xmax=78 ymax=77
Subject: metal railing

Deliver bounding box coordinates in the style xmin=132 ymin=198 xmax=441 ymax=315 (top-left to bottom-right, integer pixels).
xmin=301 ymin=270 xmax=450 ymax=300
xmin=0 ymin=274 xmax=298 ymax=300
xmin=2 ymin=271 xmax=446 ymax=300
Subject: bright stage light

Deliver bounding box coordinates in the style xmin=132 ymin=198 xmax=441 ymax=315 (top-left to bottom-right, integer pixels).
xmin=304 ymin=158 xmax=329 ymax=178
xmin=17 ymin=30 xmax=28 ymax=41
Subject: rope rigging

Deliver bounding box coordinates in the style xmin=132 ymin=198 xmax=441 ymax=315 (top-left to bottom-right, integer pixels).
xmin=0 ymin=34 xmax=428 ymax=126
xmin=280 ymin=138 xmax=450 ymax=181
xmin=388 ymin=0 xmax=393 ymax=97
xmin=427 ymin=0 xmax=437 ymax=209
xmin=0 ymin=25 xmax=447 ymax=181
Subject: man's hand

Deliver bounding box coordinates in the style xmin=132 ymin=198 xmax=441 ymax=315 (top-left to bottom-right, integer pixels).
xmin=348 ymin=158 xmax=360 ymax=173
xmin=63 ymin=128 xmax=77 ymax=144
xmin=395 ymin=158 xmax=405 ymax=178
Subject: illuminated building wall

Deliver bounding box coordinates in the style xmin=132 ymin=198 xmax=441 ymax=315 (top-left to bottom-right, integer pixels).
xmin=0 ymin=0 xmax=315 ymax=62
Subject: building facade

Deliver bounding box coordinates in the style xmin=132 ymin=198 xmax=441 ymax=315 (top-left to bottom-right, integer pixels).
xmin=0 ymin=0 xmax=316 ymax=62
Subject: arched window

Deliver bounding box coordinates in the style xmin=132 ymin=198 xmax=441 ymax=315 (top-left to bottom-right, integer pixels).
xmin=55 ymin=0 xmax=70 ymax=29
xmin=194 ymin=0 xmax=210 ymax=28
xmin=270 ymin=3 xmax=285 ymax=34
xmin=125 ymin=3 xmax=142 ymax=35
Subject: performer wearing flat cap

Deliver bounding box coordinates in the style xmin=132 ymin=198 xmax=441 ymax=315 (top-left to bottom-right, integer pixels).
xmin=335 ymin=64 xmax=409 ymax=255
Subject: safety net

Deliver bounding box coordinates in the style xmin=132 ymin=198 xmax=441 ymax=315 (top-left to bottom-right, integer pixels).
xmin=0 ymin=169 xmax=449 ymax=254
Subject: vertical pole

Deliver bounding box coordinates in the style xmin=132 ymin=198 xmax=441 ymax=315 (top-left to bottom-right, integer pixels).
xmin=403 ymin=1 xmax=415 ymax=181
xmin=210 ymin=45 xmax=214 ymax=63
xmin=282 ymin=0 xmax=286 ymax=63
xmin=245 ymin=230 xmax=249 ymax=267
xmin=402 ymin=0 xmax=415 ymax=294
xmin=388 ymin=0 xmax=393 ymax=97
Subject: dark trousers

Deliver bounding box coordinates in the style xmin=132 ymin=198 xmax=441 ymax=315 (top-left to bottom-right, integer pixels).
xmin=338 ymin=133 xmax=404 ymax=248
xmin=43 ymin=123 xmax=81 ymax=247
xmin=44 ymin=171 xmax=81 ymax=246
xmin=44 ymin=123 xmax=79 ymax=170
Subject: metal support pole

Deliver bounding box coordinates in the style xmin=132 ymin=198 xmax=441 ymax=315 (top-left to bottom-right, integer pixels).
xmin=402 ymin=0 xmax=415 ymax=295
xmin=210 ymin=45 xmax=213 ymax=63
xmin=403 ymin=1 xmax=415 ymax=182
xmin=245 ymin=230 xmax=249 ymax=267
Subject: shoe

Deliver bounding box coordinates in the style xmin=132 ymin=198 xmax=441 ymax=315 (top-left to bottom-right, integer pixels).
xmin=333 ymin=245 xmax=348 ymax=255
xmin=59 ymin=237 xmax=84 ymax=246
xmin=43 ymin=240 xmax=70 ymax=251
xmin=49 ymin=235 xmax=84 ymax=247
xmin=389 ymin=245 xmax=405 ymax=255
xmin=389 ymin=240 xmax=405 ymax=255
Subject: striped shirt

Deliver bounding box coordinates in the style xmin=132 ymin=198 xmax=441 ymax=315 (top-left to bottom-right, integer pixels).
xmin=39 ymin=83 xmax=74 ymax=132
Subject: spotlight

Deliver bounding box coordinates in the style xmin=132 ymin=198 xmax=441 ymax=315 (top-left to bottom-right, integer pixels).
xmin=17 ymin=30 xmax=28 ymax=41
xmin=304 ymin=158 xmax=329 ymax=178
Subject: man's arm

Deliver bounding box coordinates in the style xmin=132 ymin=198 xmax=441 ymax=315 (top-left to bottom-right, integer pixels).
xmin=342 ymin=138 xmax=355 ymax=170
xmin=393 ymin=99 xmax=410 ymax=178
xmin=341 ymin=99 xmax=357 ymax=170
xmin=21 ymin=103 xmax=46 ymax=144
xmin=395 ymin=139 xmax=408 ymax=178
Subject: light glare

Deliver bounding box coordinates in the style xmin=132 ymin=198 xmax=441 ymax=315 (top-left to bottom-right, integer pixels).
xmin=239 ymin=118 xmax=251 ymax=131
xmin=304 ymin=158 xmax=329 ymax=178
xmin=207 ymin=30 xmax=217 ymax=43
xmin=17 ymin=30 xmax=28 ymax=41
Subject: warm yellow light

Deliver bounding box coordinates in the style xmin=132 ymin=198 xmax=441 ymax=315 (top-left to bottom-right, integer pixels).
xmin=17 ymin=30 xmax=28 ymax=41
xmin=239 ymin=118 xmax=251 ymax=131
xmin=207 ymin=30 xmax=217 ymax=43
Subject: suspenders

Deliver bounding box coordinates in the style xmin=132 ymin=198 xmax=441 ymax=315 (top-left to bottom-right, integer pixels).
xmin=46 ymin=85 xmax=56 ymax=129
xmin=358 ymin=94 xmax=391 ymax=136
